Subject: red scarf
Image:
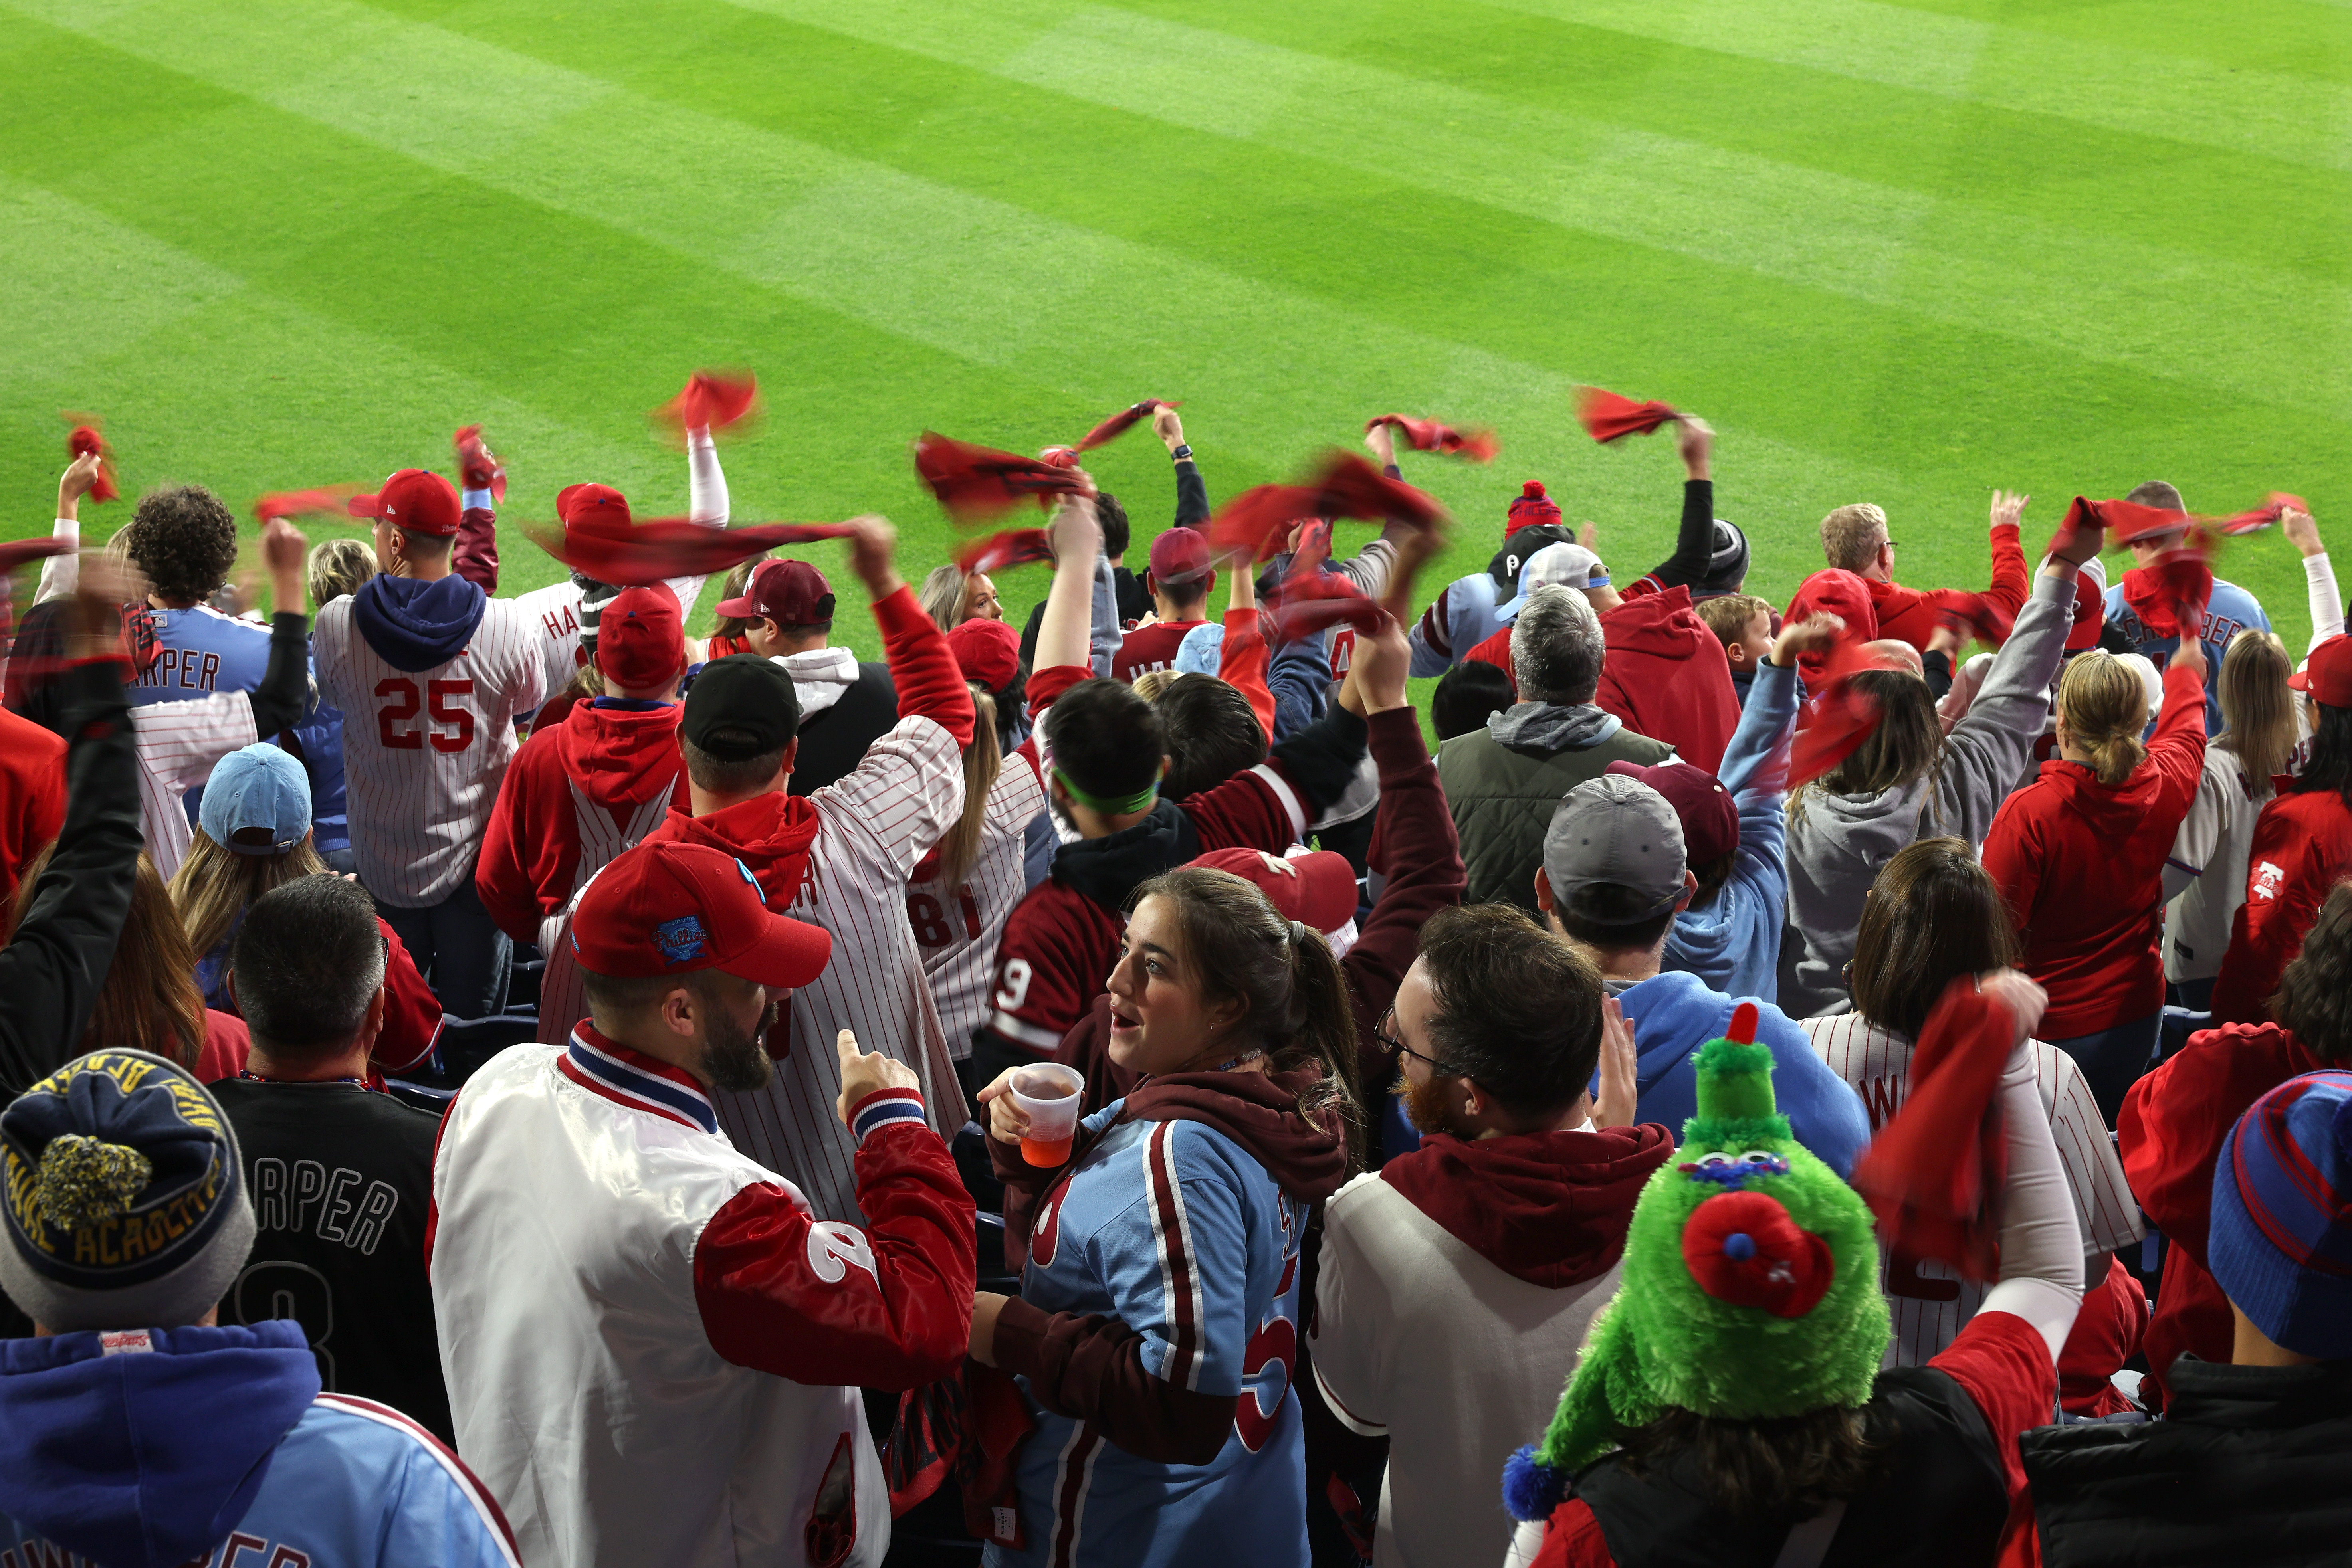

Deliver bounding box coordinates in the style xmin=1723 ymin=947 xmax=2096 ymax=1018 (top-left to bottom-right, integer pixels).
xmin=2121 ymin=557 xmax=2213 ymax=639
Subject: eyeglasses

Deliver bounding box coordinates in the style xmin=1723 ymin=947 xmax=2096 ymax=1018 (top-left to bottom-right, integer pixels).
xmin=1375 ymin=1006 xmax=1460 ymax=1076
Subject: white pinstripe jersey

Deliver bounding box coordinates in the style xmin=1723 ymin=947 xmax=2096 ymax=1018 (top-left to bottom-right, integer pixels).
xmin=531 ymin=784 xmax=677 ymax=1049
xmin=313 ymin=594 xmax=547 ymax=907
xmin=667 ymin=715 xmax=967 ymax=1226
xmin=1802 ymin=1012 xmax=2144 ymax=1366
xmin=908 ymin=750 xmax=1049 ymax=1061
xmin=129 ymin=692 xmax=260 ymax=881
xmin=513 ymin=571 xmax=714 ymax=706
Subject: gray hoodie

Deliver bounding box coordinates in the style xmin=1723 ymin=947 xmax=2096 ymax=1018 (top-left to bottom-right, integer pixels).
xmin=1777 ymin=568 xmax=2075 ymax=1018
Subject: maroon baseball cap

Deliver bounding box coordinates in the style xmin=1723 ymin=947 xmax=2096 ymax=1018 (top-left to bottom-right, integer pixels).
xmin=945 ymin=616 xmax=1021 ymax=693
xmin=595 ymin=584 xmax=686 ymax=691
xmin=1191 ymin=847 xmax=1359 ymax=934
xmin=2291 ymin=635 xmax=2352 ymax=708
xmin=716 ymin=558 xmax=835 ymax=624
xmin=1148 ymin=527 xmax=1214 ymax=589
xmin=557 ymin=482 xmax=632 ymax=530
xmin=1606 ymin=758 xmax=1738 ymax=866
xmin=347 ymin=469 xmax=460 ymax=537
xmin=571 ymin=841 xmax=831 ymax=988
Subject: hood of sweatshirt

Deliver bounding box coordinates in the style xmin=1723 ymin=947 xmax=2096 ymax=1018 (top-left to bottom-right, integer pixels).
xmin=774 ymin=645 xmax=860 ymax=720
xmin=1601 ymin=583 xmax=1712 ymax=664
xmin=1122 ymin=1067 xmax=1350 ymax=1204
xmin=1380 ymin=1124 xmax=1675 ymax=1287
xmin=559 ymin=699 xmax=684 ymax=807
xmin=0 ymin=1321 xmax=319 ymax=1568
xmin=1050 ymin=797 xmax=1198 ymax=913
xmin=351 ymin=574 xmax=488 ymax=673
xmin=1789 ymin=771 xmax=1940 ymax=882
xmin=1486 ymin=700 xmax=1623 ymax=753
xmin=652 ymin=792 xmax=821 ymax=909
xmin=2029 ymin=753 xmax=2173 ymax=831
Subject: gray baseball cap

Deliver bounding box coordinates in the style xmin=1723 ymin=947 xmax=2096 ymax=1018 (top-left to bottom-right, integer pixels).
xmin=1542 ymin=774 xmax=1688 ymax=923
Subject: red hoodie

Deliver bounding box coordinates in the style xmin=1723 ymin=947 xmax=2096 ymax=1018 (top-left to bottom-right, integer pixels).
xmin=1592 ymin=586 xmax=1739 ymax=776
xmin=476 ymin=700 xmax=688 ymax=945
xmin=1981 ymin=664 xmax=2206 ymax=1039
xmin=2209 ymin=786 xmax=2352 ymax=1026
xmin=1867 ymin=522 xmax=2029 ymax=653
xmin=2118 ymin=1021 xmax=2323 ymax=1404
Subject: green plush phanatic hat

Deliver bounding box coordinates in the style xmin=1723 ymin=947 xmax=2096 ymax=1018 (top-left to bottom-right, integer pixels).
xmin=1503 ymin=1006 xmax=1890 ymax=1521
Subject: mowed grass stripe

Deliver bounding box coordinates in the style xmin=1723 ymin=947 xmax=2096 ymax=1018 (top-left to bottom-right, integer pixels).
xmin=707 ymin=0 xmax=2352 ymax=418
xmin=0 ymin=0 xmax=1949 ymax=587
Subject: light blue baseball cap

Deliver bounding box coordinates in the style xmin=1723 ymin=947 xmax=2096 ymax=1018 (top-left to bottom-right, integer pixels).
xmin=1174 ymin=621 xmax=1227 ymax=676
xmin=198 ymin=744 xmax=312 ymax=855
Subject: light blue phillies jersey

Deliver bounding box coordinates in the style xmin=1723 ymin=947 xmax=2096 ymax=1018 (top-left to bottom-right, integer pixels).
xmin=2104 ymin=576 xmax=2271 ymax=735
xmin=129 ymin=604 xmax=273 ymax=707
xmin=988 ymin=1103 xmax=1311 ymax=1568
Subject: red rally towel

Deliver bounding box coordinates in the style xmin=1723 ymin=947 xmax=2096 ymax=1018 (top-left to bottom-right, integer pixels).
xmin=1575 ymin=386 xmax=1679 ymax=443
xmin=652 ymin=369 xmax=760 ymax=442
xmin=1920 ymin=587 xmax=2014 ymax=646
xmin=1074 ymin=398 xmax=1179 ymax=453
xmin=1365 ymin=414 xmax=1498 ymax=463
xmin=1267 ymin=574 xmax=1389 ymax=649
xmin=916 ymin=432 xmax=1097 ymax=524
xmin=2049 ymin=495 xmax=2188 ymax=553
xmin=1851 ymin=978 xmax=2015 ymax=1281
xmin=452 ymin=424 xmax=506 ymax=503
xmin=2121 ymin=528 xmax=2216 ymax=640
xmin=954 ymin=529 xmax=1055 ymax=576
xmin=527 ymin=517 xmax=858 ymax=587
xmin=63 ymin=414 xmax=120 ymax=504
xmin=253 ymin=487 xmax=359 ymax=522
xmin=885 ymin=1361 xmax=1038 ymax=1547
xmin=2215 ymin=492 xmax=2309 ymax=536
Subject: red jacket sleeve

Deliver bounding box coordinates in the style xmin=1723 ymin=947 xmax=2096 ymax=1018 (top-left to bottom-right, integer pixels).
xmin=1532 ymin=1500 xmax=1618 ymax=1568
xmin=2211 ymin=798 xmax=2321 ymax=1026
xmin=473 ymin=731 xmax=568 ymax=946
xmin=369 ymin=919 xmax=446 ymax=1075
xmin=1925 ymin=1309 xmax=2056 ymax=1503
xmin=990 ymin=1295 xmax=1237 ymax=1465
xmin=454 ymin=499 xmax=499 ymax=594
xmin=1984 ymin=521 xmax=2029 ymax=627
xmin=1219 ymin=610 xmax=1275 ymax=742
xmin=694 ymin=1098 xmax=977 ymax=1390
xmin=876 ymin=585 xmax=975 ymax=747
xmin=1344 ymin=710 xmax=1465 ymax=1087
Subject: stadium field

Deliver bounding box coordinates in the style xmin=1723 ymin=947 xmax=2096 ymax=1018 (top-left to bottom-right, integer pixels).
xmin=3 ymin=0 xmax=2348 ymax=665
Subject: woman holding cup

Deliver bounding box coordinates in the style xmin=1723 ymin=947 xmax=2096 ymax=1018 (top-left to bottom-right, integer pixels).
xmin=970 ymin=866 xmax=1360 ymax=1566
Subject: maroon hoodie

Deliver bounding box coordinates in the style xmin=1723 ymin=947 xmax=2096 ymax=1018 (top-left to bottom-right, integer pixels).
xmin=1593 ymin=584 xmax=1739 ymax=775
xmin=1377 ymin=1124 xmax=1674 ymax=1287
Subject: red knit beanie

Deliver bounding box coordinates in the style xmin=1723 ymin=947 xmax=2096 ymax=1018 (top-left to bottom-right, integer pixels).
xmin=1506 ymin=481 xmax=1563 ymax=542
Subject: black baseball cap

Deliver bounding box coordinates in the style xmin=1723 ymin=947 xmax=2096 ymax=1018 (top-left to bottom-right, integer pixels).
xmin=1490 ymin=523 xmax=1575 ymax=593
xmin=683 ymin=654 xmax=801 ymax=759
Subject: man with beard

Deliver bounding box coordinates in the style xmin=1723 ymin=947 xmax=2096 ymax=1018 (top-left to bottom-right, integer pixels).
xmin=427 ymin=840 xmax=977 ymax=1568
xmin=1308 ymin=904 xmax=1668 ymax=1568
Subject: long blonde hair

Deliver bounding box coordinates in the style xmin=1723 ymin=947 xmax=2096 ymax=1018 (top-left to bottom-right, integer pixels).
xmin=933 ymin=684 xmax=1002 ymax=889
xmin=16 ymin=846 xmax=206 ymax=1067
xmin=170 ymin=827 xmax=329 ymax=963
xmin=2057 ymin=651 xmax=2151 ymax=785
xmin=2215 ymin=629 xmax=2297 ymax=790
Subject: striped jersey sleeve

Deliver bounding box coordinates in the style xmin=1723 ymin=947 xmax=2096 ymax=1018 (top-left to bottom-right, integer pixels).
xmin=2037 ymin=1043 xmax=2146 ymax=1257
xmin=131 ymin=691 xmax=257 ymax=880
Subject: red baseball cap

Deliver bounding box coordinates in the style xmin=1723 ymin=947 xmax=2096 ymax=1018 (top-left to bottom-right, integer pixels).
xmin=571 ymin=841 xmax=831 ymax=988
xmin=945 ymin=616 xmax=1021 ymax=693
xmin=557 ymin=483 xmax=633 ymax=531
xmin=347 ymin=470 xmax=460 ymax=537
xmin=595 ymin=584 xmax=686 ymax=691
xmin=1607 ymin=758 xmax=1738 ymax=865
xmin=2291 ymin=635 xmax=2352 ymax=708
xmin=2065 ymin=558 xmax=2108 ymax=652
xmin=716 ymin=558 xmax=835 ymax=624
xmin=1147 ymin=527 xmax=1214 ymax=589
xmin=1191 ymin=847 xmax=1359 ymax=934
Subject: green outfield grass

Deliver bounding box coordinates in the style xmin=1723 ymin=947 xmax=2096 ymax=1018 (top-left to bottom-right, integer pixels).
xmin=4 ymin=0 xmax=2348 ymax=679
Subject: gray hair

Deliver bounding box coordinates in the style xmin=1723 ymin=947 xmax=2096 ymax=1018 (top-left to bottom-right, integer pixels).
xmin=231 ymin=875 xmax=388 ymax=1053
xmin=1512 ymin=585 xmax=1605 ymax=705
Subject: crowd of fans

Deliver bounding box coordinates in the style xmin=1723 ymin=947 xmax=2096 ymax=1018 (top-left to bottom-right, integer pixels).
xmin=0 ymin=388 xmax=2346 ymax=1568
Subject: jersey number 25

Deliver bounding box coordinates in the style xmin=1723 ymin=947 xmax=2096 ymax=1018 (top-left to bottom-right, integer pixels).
xmin=376 ymin=677 xmax=476 ymax=753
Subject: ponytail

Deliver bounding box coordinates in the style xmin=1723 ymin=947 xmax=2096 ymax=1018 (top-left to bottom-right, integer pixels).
xmin=2057 ymin=652 xmax=2151 ymax=785
xmin=1130 ymin=866 xmax=1363 ymax=1169
xmin=935 ymin=682 xmax=1003 ymax=889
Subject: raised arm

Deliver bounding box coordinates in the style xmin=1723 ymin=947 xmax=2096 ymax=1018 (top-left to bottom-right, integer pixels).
xmin=1034 ymin=486 xmax=1104 ymax=680
xmin=244 ymin=519 xmax=314 ymax=738
xmin=1630 ymin=416 xmax=1716 ymax=594
xmin=0 ymin=567 xmax=143 ymax=1097
xmin=35 ymin=453 xmax=105 ymax=605
xmin=1973 ymin=973 xmax=2086 ymax=1357
xmin=1217 ymin=560 xmax=1276 ymax=740
xmin=1157 ymin=406 xmax=1208 ymax=529
xmin=1982 ymin=489 xmax=2031 ymax=626
xmin=2282 ymin=504 xmax=2342 ymax=652
xmin=453 ymin=428 xmax=503 ymax=594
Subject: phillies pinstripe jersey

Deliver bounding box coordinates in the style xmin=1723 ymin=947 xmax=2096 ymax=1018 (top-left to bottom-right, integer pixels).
xmin=991 ymin=1104 xmax=1310 ymax=1568
xmin=1803 ymin=1013 xmax=2144 ymax=1365
xmin=909 ymin=750 xmax=1050 ymax=1061
xmin=128 ymin=690 xmax=259 ymax=881
xmin=313 ymin=593 xmax=546 ymax=907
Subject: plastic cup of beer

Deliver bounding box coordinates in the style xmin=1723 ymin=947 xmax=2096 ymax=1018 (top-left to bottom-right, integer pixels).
xmin=1011 ymin=1064 xmax=1085 ymax=1167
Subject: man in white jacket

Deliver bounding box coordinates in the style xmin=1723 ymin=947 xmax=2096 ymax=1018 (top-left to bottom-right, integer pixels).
xmin=428 ymin=840 xmax=977 ymax=1568
xmin=1310 ymin=904 xmax=1660 ymax=1568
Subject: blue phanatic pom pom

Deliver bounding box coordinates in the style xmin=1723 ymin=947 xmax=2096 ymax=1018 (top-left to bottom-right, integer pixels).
xmin=1502 ymin=1443 xmax=1565 ymax=1522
